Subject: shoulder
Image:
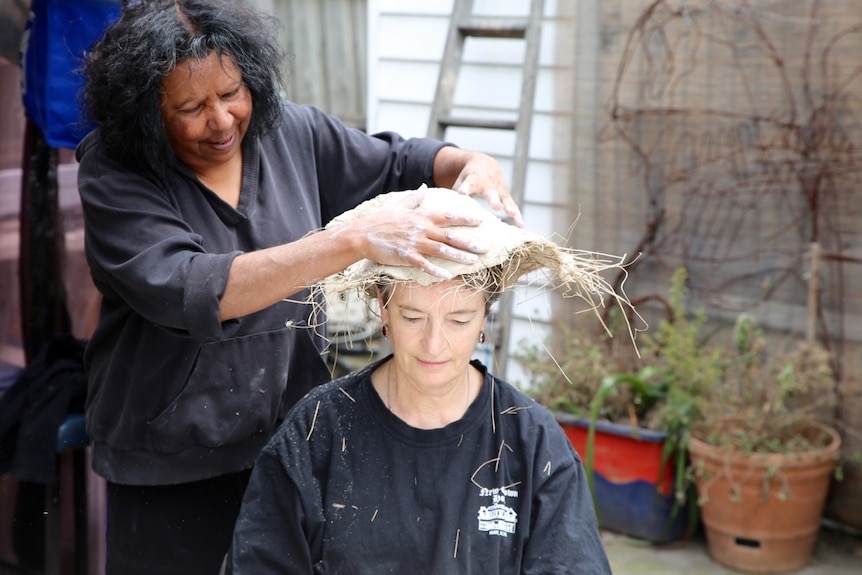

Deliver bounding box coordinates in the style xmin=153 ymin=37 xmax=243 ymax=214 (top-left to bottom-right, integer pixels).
xmin=486 ymin=369 xmax=559 ymax=427
xmin=260 ymin=101 xmax=354 ymax=160
xmin=270 ymin=360 xmax=379 ymax=442
xmin=301 ymin=358 xmax=379 ymax=406
xmin=482 ymin=367 xmax=578 ymax=461
xmin=276 ymin=101 xmax=345 ymax=133
xmin=76 ymin=130 xmax=165 ymax=189
xmin=288 ymin=371 xmax=366 ymax=421
xmin=256 ymin=364 xmax=382 ymax=474
xmin=76 ymin=131 xmax=126 ymax=179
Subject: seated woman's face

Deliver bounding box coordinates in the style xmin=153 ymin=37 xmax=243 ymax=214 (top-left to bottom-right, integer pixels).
xmin=381 ymin=280 xmax=486 ymax=386
xmin=159 ymin=51 xmax=252 ymax=174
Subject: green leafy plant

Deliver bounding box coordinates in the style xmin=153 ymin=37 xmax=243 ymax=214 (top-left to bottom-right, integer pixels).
xmin=692 ymin=313 xmax=839 ymax=456
xmin=633 ymin=269 xmax=725 ymax=508
xmin=517 ymin=321 xmax=644 ymax=424
xmin=520 ymin=265 xmax=847 ymax=543
xmin=517 ymin=268 xmax=723 ymax=526
xmin=582 ymin=368 xmax=664 ymax=503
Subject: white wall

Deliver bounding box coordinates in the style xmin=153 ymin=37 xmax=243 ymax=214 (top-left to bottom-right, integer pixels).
xmin=366 ymin=0 xmax=586 ymax=384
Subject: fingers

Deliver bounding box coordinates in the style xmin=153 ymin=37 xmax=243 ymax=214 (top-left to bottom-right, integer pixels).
xmin=395 ymin=187 xmax=427 ymax=209
xmin=403 ymin=239 xmax=481 ymax=281
xmin=425 ymin=208 xmax=482 ymax=230
xmin=361 ymin=207 xmax=490 ymax=279
xmin=399 ymin=223 xmax=487 ymax=267
xmin=500 ymin=195 xmax=524 ymax=227
xmin=378 ymin=233 xmax=468 ymax=281
xmin=433 ymin=227 xmax=489 ymax=257
xmin=452 ymin=160 xmax=525 ymax=227
xmin=456 ymin=181 xmax=524 ymax=228
xmin=422 ymin=262 xmax=455 ymax=280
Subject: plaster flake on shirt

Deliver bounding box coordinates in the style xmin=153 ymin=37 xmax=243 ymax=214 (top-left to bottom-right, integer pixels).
xmin=477 ymin=486 xmax=519 ymax=537
xmin=250 ymin=367 xmax=267 ymax=393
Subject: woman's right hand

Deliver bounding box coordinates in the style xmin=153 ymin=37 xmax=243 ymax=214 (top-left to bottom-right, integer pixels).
xmin=221 ymin=189 xmax=489 ymax=320
xmin=339 ymin=188 xmax=490 ymax=280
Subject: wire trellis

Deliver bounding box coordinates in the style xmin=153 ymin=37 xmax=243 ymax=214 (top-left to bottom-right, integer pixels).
xmin=596 ymin=0 xmax=862 ymax=377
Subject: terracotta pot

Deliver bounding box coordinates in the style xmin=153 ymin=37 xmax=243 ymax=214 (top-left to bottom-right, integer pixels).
xmin=688 ymin=422 xmax=841 ymax=573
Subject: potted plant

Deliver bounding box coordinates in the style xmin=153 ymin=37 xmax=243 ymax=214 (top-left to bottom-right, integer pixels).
xmin=517 ymin=268 xmax=718 ymax=543
xmin=687 ymin=313 xmax=841 ymax=574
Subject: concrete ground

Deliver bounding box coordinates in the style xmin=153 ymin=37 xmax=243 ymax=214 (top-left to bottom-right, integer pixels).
xmin=604 ymin=523 xmax=862 ymax=575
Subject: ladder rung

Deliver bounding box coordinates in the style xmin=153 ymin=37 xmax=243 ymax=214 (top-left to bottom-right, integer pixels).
xmin=458 ymin=18 xmax=528 ymax=39
xmin=436 ymin=116 xmax=517 ymax=131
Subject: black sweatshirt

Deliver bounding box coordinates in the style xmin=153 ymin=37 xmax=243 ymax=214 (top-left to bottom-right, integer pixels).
xmin=228 ymin=358 xmax=611 ymax=575
xmin=75 ymin=102 xmax=447 ymax=485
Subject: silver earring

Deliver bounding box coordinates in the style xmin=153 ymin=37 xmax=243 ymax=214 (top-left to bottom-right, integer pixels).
xmin=382 ymin=324 xmax=389 ymax=338
xmin=478 ymin=331 xmax=486 ymax=344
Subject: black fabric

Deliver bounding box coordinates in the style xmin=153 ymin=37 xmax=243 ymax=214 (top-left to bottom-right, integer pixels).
xmin=228 ymin=358 xmax=612 ymax=575
xmin=11 ymin=480 xmax=49 ymax=571
xmin=105 ymin=469 xmax=252 ymax=575
xmin=0 ymin=334 xmax=87 ymax=483
xmin=75 ymin=101 xmax=448 ymax=485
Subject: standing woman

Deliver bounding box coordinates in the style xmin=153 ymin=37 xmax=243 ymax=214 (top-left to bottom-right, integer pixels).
xmin=76 ymin=1 xmax=521 ymax=573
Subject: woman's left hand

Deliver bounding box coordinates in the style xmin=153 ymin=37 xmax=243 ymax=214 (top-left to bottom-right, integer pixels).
xmin=433 ymin=148 xmax=524 ymax=227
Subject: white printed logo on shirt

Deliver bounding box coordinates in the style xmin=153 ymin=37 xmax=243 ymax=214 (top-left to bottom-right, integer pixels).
xmin=477 ymin=487 xmax=518 ymax=536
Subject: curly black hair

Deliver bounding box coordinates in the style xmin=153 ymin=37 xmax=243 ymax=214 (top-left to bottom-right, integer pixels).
xmin=79 ymin=0 xmax=285 ymax=172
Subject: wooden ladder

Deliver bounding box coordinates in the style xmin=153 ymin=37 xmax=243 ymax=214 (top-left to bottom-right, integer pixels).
xmin=427 ymin=0 xmax=545 ymax=378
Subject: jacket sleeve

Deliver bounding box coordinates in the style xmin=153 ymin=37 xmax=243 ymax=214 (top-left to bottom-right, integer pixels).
xmin=276 ymin=103 xmax=449 ymax=224
xmin=521 ymin=443 xmax=612 ymax=575
xmin=76 ymin=150 xmax=237 ymax=339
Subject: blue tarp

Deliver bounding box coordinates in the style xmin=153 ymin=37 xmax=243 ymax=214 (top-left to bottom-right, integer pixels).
xmin=19 ymin=0 xmax=120 ymax=148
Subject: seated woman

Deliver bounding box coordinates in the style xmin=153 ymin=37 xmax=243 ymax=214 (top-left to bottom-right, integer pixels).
xmin=227 ymin=189 xmax=635 ymax=574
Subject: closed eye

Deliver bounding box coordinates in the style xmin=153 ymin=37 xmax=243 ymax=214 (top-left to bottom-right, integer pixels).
xmin=448 ymin=312 xmax=478 ymax=326
xmin=180 ymin=103 xmax=203 ymax=114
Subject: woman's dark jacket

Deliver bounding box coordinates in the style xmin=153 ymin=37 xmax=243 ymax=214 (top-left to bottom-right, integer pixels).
xmin=75 ymin=102 xmax=447 ymax=485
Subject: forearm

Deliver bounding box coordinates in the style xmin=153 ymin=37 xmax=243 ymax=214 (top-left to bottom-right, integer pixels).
xmin=219 ymin=197 xmax=485 ymax=320
xmin=431 ymin=145 xmax=469 ymax=189
xmin=219 ymin=225 xmax=363 ymax=321
xmin=219 ymin=176 xmax=507 ymax=321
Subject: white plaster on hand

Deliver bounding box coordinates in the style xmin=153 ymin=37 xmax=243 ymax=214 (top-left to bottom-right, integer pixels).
xmin=436 ymin=243 xmax=479 ymax=264
xmin=445 ymin=231 xmax=489 ymax=255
